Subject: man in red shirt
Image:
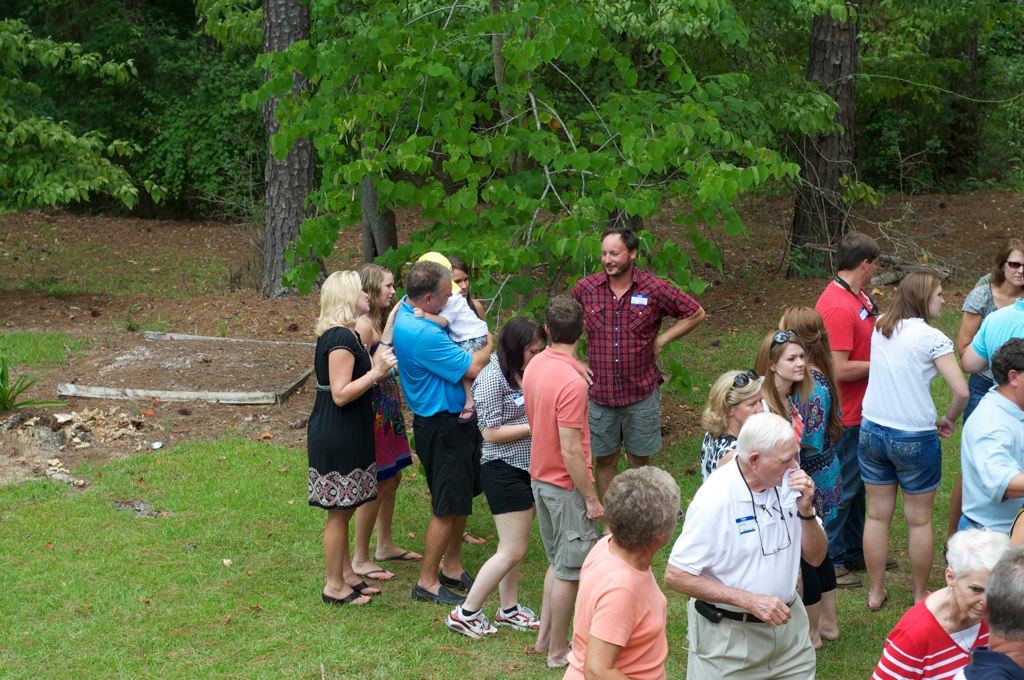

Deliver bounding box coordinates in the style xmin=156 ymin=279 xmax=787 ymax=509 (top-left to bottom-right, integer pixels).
xmin=571 ymin=226 xmax=705 ymax=497
xmin=524 ymin=295 xmax=604 ymax=669
xmin=814 ymin=232 xmax=880 ymax=588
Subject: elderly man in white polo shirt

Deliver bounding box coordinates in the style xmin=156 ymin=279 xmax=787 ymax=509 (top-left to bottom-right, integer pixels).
xmin=665 ymin=412 xmax=828 ymax=679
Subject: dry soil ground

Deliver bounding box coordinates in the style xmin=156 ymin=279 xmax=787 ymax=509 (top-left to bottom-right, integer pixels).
xmin=0 ymin=191 xmax=1020 ymax=485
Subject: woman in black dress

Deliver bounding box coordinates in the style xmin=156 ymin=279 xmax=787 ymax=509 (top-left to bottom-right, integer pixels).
xmin=308 ymin=270 xmax=398 ymax=606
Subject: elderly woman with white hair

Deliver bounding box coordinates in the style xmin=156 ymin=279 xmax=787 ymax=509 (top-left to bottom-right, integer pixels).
xmin=564 ymin=466 xmax=680 ymax=680
xmin=873 ymin=528 xmax=1011 ymax=679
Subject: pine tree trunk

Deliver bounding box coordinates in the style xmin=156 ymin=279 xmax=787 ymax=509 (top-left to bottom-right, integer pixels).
xmin=261 ymin=0 xmax=315 ymax=298
xmin=790 ymin=2 xmax=860 ymax=276
xmin=359 ymin=175 xmax=397 ymax=262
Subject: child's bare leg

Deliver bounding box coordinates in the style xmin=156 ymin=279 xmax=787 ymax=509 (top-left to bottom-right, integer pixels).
xmin=458 ymin=377 xmax=475 ymax=421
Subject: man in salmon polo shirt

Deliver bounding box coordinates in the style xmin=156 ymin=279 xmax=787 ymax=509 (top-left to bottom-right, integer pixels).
xmin=523 ymin=295 xmax=604 ymax=670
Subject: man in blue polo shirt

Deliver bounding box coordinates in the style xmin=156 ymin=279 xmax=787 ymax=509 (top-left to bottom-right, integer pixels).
xmin=960 ymin=339 xmax=1024 ymax=533
xmin=963 ymin=298 xmax=1024 ymax=375
xmin=393 ymin=260 xmax=491 ymax=605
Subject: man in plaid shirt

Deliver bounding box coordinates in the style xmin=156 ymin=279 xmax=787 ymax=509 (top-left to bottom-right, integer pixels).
xmin=571 ymin=226 xmax=705 ymax=497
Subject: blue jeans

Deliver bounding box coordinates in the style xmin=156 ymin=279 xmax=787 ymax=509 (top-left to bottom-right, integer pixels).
xmin=963 ymin=374 xmax=993 ymax=425
xmin=823 ymin=425 xmax=865 ymax=569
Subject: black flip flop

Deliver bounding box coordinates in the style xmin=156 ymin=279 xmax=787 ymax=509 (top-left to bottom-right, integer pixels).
xmin=322 ymin=590 xmax=371 ymax=606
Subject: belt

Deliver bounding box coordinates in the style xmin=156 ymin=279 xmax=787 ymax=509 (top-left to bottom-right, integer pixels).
xmin=697 ymin=601 xmax=765 ymax=624
xmin=696 ymin=594 xmax=798 ymax=625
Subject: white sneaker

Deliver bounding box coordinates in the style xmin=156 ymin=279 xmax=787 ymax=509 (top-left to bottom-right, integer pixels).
xmin=494 ymin=604 xmax=541 ymax=631
xmin=446 ymin=607 xmax=498 ymax=639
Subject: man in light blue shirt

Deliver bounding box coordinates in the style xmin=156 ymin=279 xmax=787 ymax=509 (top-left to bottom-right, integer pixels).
xmin=960 ymin=338 xmax=1024 ymax=532
xmin=962 ymin=298 xmax=1024 ymax=374
xmin=393 ymin=261 xmax=491 ymax=605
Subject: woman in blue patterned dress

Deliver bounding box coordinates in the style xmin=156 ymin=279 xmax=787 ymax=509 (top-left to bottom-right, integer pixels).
xmin=351 ymin=264 xmax=420 ymax=582
xmin=781 ymin=306 xmax=844 ymax=648
xmin=307 ymin=271 xmax=398 ymax=606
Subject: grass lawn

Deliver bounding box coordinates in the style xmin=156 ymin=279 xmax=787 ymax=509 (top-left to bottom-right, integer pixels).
xmin=0 ymin=306 xmax=970 ymax=678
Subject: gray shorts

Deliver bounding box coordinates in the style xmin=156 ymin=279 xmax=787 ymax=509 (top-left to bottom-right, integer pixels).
xmin=531 ymin=480 xmax=599 ymax=581
xmin=456 ymin=335 xmax=488 ymax=352
xmin=589 ymin=388 xmax=662 ymax=457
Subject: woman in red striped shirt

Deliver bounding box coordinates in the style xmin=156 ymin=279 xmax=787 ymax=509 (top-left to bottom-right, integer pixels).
xmin=872 ymin=529 xmax=1010 ymax=679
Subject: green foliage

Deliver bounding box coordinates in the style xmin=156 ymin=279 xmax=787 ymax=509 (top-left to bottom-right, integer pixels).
xmin=4 ymin=1 xmax=264 ymax=218
xmin=0 ymin=355 xmax=66 ymax=411
xmin=194 ymin=0 xmax=263 ymax=51
xmin=856 ymin=0 xmax=1024 ymax=191
xmin=265 ymin=0 xmax=838 ymax=306
xmin=0 ymin=18 xmax=146 ymax=209
xmin=134 ymin=41 xmax=265 ymax=218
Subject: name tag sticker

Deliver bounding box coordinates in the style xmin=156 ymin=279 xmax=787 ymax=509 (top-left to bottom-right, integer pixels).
xmin=859 ymin=307 xmax=869 ymax=321
xmin=735 ymin=515 xmax=756 ymax=536
xmin=512 ymin=392 xmax=525 ymax=407
xmin=630 ymin=294 xmax=649 ymax=306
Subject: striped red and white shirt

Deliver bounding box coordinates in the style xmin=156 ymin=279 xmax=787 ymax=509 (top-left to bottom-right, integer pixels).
xmin=873 ymin=598 xmax=988 ymax=680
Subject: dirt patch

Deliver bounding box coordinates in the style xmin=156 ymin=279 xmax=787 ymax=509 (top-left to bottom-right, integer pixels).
xmin=64 ymin=333 xmax=312 ymax=398
xmin=1 ymin=192 xmax=1019 ymax=484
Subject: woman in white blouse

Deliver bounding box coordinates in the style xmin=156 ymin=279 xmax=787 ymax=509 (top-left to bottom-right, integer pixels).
xmin=860 ymin=272 xmax=969 ymax=610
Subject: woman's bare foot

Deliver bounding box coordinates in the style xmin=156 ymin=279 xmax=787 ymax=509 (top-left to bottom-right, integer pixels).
xmin=462 ymin=530 xmax=487 ymax=545
xmin=321 ymin=586 xmax=371 ymax=607
xmin=374 ymin=547 xmax=422 ymax=562
xmin=820 ymin=625 xmax=840 ymax=641
xmin=810 ymin=634 xmax=823 ymax=650
xmin=348 ymin=560 xmax=395 ymax=581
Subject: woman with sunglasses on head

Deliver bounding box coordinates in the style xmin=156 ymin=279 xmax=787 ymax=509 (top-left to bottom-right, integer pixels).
xmin=699 ymin=370 xmax=765 ymax=480
xmin=947 ymin=240 xmax=1024 ymax=537
xmin=754 ymin=329 xmax=813 ymax=441
xmin=860 ymin=272 xmax=969 ymax=611
xmin=780 ymin=306 xmax=844 ymax=648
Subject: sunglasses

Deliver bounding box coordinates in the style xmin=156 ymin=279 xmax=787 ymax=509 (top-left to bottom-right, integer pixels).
xmin=1006 ymin=260 xmax=1024 ymax=270
xmin=771 ymin=330 xmax=797 ymax=347
xmin=733 ymin=370 xmax=759 ymax=388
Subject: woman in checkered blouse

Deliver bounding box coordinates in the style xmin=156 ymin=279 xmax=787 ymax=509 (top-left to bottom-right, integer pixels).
xmin=444 ymin=317 xmax=549 ymax=638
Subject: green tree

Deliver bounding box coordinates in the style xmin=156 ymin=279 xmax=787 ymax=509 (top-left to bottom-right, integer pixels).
xmin=262 ymin=0 xmax=838 ymax=317
xmin=0 ymin=19 xmax=147 ymax=209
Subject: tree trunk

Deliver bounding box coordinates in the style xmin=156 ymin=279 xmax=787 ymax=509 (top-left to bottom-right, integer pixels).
xmin=261 ymin=0 xmax=315 ymax=298
xmin=789 ymin=1 xmax=860 ymax=276
xmin=359 ymin=175 xmax=397 ymax=262
xmin=490 ymin=0 xmax=524 ymax=176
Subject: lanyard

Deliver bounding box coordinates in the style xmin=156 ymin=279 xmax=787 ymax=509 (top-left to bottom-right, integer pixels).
xmin=833 ymin=276 xmax=878 ymax=317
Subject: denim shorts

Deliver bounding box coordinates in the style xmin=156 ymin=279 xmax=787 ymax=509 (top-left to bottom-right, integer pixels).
xmin=857 ymin=418 xmax=941 ymax=494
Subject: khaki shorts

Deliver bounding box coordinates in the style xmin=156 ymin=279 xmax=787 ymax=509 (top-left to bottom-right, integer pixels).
xmin=531 ymin=481 xmax=599 ymax=581
xmin=686 ymin=597 xmax=815 ymax=679
xmin=589 ymin=388 xmax=662 ymax=457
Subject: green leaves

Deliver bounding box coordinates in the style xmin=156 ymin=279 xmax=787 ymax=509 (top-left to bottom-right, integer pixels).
xmin=262 ymin=0 xmax=828 ymax=304
xmin=0 ymin=356 xmax=67 ymax=413
xmin=0 ymin=19 xmax=150 ymax=210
